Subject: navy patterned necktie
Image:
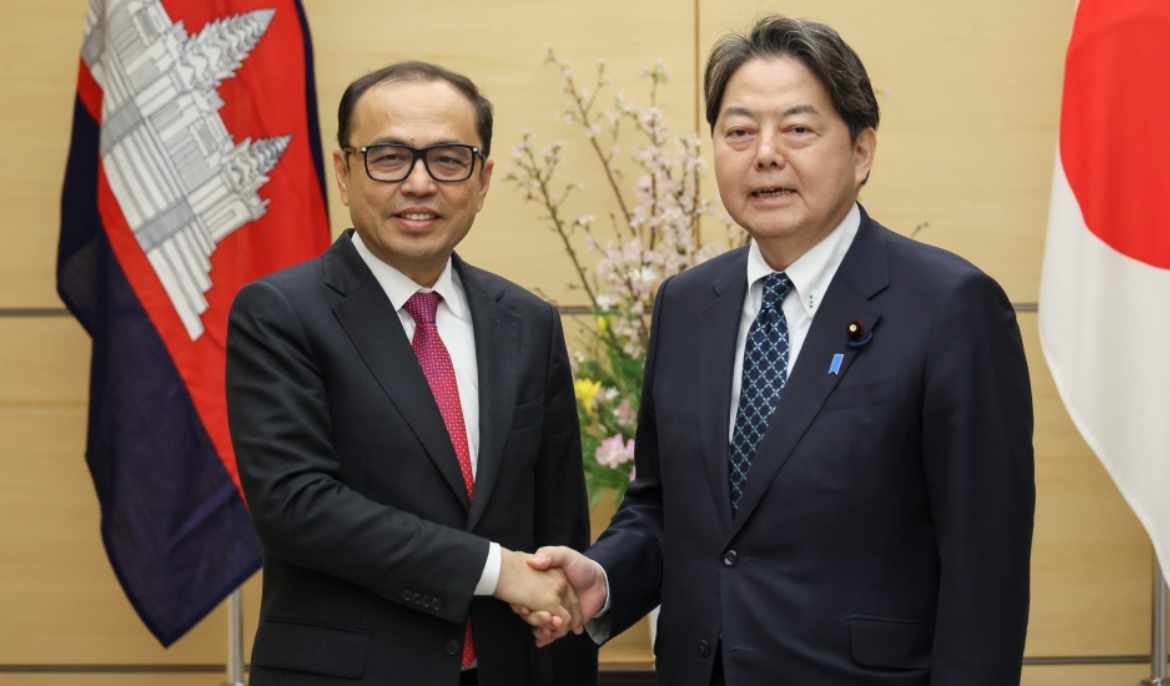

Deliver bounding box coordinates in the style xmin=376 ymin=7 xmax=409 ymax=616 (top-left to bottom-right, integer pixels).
xmin=729 ymin=272 xmax=792 ymax=515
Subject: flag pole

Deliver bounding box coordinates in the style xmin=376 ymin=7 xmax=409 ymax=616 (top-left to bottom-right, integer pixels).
xmin=1141 ymin=554 xmax=1167 ymax=685
xmin=225 ymin=589 xmax=246 ymax=686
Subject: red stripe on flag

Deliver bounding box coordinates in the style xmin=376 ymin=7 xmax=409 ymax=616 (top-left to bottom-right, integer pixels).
xmin=77 ymin=59 xmax=102 ymax=121
xmin=93 ymin=167 xmax=251 ymax=488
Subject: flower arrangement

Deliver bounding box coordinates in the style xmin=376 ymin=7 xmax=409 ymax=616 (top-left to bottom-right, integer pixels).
xmin=505 ymin=52 xmax=738 ymax=504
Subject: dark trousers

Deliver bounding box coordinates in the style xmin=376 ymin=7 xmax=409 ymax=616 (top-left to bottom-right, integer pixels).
xmin=460 ymin=669 xmax=478 ymax=686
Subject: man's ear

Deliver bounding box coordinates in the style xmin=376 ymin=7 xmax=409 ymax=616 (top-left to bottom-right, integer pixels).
xmin=475 ymin=157 xmax=494 ymax=212
xmin=853 ymin=127 xmax=877 ymax=187
xmin=333 ymin=148 xmax=352 ymax=207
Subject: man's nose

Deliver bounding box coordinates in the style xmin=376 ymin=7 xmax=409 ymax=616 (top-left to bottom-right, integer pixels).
xmin=400 ymin=157 xmax=437 ymax=195
xmin=754 ymin=134 xmax=786 ymax=169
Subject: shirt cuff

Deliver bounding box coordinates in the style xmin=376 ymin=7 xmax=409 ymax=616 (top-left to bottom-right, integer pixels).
xmin=585 ymin=560 xmax=613 ymax=644
xmin=473 ymin=542 xmax=501 ymax=596
xmin=597 ymin=562 xmax=612 ymax=615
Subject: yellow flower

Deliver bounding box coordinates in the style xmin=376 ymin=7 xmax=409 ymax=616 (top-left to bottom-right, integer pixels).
xmin=596 ymin=316 xmax=608 ymax=334
xmin=574 ymin=378 xmax=602 ymax=413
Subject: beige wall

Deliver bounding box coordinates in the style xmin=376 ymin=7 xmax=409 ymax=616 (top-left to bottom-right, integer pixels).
xmin=2 ymin=0 xmax=1164 ymax=682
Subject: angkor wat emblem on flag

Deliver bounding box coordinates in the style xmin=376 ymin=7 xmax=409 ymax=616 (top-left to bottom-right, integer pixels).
xmin=82 ymin=0 xmax=290 ymax=339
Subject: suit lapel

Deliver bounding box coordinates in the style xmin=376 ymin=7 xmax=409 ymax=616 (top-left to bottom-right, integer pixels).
xmin=729 ymin=212 xmax=889 ymax=539
xmin=457 ymin=257 xmax=521 ymax=531
xmin=325 ymin=233 xmax=471 ymax=511
xmin=697 ymin=250 xmax=750 ymax=533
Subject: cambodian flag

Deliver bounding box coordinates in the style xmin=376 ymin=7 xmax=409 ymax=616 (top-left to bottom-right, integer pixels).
xmin=57 ymin=0 xmax=330 ymax=646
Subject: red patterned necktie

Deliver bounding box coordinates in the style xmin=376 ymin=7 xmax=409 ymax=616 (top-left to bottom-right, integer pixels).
xmin=403 ymin=291 xmax=476 ymax=668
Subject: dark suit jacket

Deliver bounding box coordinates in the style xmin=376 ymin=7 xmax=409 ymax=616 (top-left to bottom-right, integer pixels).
xmin=589 ymin=208 xmax=1034 ymax=685
xmin=226 ymin=231 xmax=597 ymax=686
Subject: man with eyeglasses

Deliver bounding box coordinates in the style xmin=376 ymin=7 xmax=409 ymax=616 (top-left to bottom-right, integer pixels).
xmin=226 ymin=61 xmax=598 ymax=686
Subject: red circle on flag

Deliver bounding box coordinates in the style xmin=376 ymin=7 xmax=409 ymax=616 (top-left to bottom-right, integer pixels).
xmin=1060 ymin=1 xmax=1170 ymax=270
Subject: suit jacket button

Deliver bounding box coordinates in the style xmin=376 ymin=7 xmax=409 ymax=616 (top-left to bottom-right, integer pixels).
xmin=722 ymin=549 xmax=738 ymax=567
xmin=698 ymin=639 xmax=711 ymax=657
xmin=445 ymin=639 xmax=460 ymax=656
xmin=431 ymin=598 xmax=442 ymax=611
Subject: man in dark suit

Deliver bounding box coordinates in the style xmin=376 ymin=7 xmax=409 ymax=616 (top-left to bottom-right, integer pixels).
xmin=524 ymin=16 xmax=1034 ymax=685
xmin=226 ymin=61 xmax=597 ymax=686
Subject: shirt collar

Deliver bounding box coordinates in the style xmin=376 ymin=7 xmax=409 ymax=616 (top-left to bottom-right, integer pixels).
xmin=350 ymin=231 xmax=469 ymax=321
xmin=746 ymin=203 xmax=861 ymax=318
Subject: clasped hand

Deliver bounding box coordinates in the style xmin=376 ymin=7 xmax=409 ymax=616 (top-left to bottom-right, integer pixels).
xmin=497 ymin=546 xmax=608 ymax=647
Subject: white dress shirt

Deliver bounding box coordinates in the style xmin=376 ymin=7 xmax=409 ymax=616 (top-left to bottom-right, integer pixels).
xmin=351 ymin=233 xmax=501 ymax=597
xmin=728 ymin=203 xmax=860 ymax=437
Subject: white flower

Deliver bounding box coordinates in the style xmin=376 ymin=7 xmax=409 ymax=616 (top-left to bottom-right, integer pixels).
xmin=622 ymin=239 xmax=642 ymax=262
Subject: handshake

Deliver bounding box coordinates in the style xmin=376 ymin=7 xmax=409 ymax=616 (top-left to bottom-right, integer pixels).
xmin=493 ymin=546 xmax=608 ymax=647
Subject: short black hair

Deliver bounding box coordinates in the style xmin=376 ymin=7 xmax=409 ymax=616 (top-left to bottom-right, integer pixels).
xmin=704 ymin=15 xmax=879 ymax=140
xmin=336 ymin=61 xmax=494 ymax=157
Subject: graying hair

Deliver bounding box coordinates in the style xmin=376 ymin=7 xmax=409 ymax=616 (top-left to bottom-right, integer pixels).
xmin=704 ymin=15 xmax=879 ymax=140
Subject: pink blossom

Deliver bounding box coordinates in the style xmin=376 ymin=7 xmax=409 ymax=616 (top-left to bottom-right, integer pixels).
xmin=615 ymin=399 xmax=637 ymax=428
xmin=506 ymin=56 xmax=742 ymax=362
xmin=595 ymin=435 xmax=635 ymax=468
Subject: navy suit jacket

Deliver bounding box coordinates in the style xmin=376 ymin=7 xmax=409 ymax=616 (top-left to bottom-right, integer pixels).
xmin=227 ymin=232 xmax=597 ymax=686
xmin=589 ymin=208 xmax=1034 ymax=685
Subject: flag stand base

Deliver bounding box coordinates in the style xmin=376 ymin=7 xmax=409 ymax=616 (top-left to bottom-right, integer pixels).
xmin=1139 ymin=557 xmax=1168 ymax=686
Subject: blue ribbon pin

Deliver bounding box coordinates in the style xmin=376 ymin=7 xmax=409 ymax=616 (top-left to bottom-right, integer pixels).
xmin=828 ymin=353 xmax=844 ymax=375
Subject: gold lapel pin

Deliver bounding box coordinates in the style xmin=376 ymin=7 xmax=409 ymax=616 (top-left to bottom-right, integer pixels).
xmin=846 ymin=320 xmax=873 ymax=348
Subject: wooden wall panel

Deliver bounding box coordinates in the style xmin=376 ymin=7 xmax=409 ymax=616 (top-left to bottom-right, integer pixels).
xmin=0 ymin=316 xmax=262 ymax=663
xmin=3 ymin=677 xmax=231 ymax=686
xmin=0 ymin=404 xmax=231 ymax=663
xmin=0 ymin=318 xmax=89 ymax=405
xmin=0 ymin=0 xmax=1162 ymax=676
xmin=1021 ymin=313 xmax=1151 ymax=656
xmin=1022 ymin=663 xmax=1152 ymax=686
xmin=0 ymin=663 xmax=1160 ymax=686
xmin=0 ymin=2 xmax=88 ymax=308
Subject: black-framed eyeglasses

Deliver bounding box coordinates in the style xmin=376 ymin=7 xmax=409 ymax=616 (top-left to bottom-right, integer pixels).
xmin=343 ymin=143 xmax=483 ymax=183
